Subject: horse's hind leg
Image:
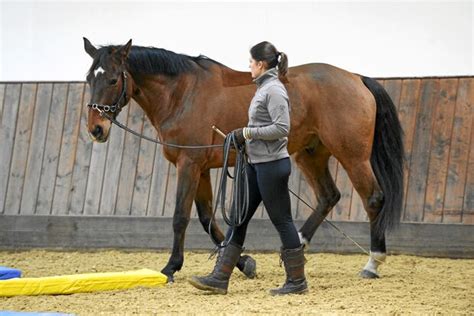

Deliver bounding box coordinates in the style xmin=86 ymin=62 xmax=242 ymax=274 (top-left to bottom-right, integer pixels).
xmin=344 ymin=160 xmax=386 ymax=278
xmin=194 ymin=169 xmax=256 ymax=279
xmin=294 ymin=142 xmax=341 ymax=244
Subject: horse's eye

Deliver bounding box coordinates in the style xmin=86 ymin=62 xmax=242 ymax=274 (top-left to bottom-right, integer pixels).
xmin=109 ymin=79 xmax=118 ymax=85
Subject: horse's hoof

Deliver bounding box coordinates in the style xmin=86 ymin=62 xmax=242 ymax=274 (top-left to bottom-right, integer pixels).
xmin=161 ymin=269 xmax=175 ymax=283
xmin=241 ymin=255 xmax=257 ymax=279
xmin=166 ymin=274 xmax=175 ymax=283
xmin=359 ymin=269 xmax=379 ymax=279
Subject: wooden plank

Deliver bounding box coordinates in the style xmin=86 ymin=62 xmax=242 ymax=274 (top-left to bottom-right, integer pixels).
xmin=51 ymin=83 xmax=84 ymax=215
xmin=443 ymin=78 xmax=472 ymax=223
xmin=146 ymin=147 xmax=168 ymax=217
xmin=210 ymin=167 xmax=219 ymax=218
xmin=397 ymin=79 xmax=422 ymax=221
xmin=211 ymin=166 xmax=247 ymax=221
xmin=332 ymin=163 xmax=353 ymax=221
xmin=225 ymin=168 xmax=239 ymax=219
xmin=257 ymin=195 xmax=266 ymax=219
xmin=36 ymin=84 xmax=69 ymax=214
xmin=4 ymin=84 xmax=37 ymax=215
xmin=384 ymin=79 xmax=403 ymax=111
xmin=113 ymin=102 xmax=144 ymax=215
xmin=423 ymin=79 xmax=458 ymax=223
xmin=131 ymin=112 xmax=157 ymax=216
xmin=221 ymin=167 xmax=241 ymax=220
xmin=1 ymin=215 xmax=473 ymax=258
xmin=20 ymin=83 xmax=53 ymax=214
xmin=0 ymin=84 xmax=6 ymax=120
xmin=69 ymin=86 xmax=93 ymax=215
xmin=292 ymin=167 xmax=303 ymax=220
xmin=294 ymin=165 xmax=317 ymax=221
xmin=0 ymin=84 xmax=22 ymax=214
xmin=405 ymin=79 xmax=439 ymax=222
xmin=462 ymin=96 xmax=474 ymax=224
xmin=98 ymin=103 xmax=130 ymax=216
xmin=83 ymin=139 xmax=109 ymax=215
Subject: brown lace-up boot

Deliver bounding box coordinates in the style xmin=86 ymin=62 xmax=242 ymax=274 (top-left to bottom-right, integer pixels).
xmin=189 ymin=242 xmax=243 ymax=294
xmin=270 ymin=245 xmax=308 ymax=295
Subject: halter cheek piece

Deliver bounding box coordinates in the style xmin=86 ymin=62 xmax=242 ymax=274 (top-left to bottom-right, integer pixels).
xmin=87 ymin=71 xmax=128 ymax=115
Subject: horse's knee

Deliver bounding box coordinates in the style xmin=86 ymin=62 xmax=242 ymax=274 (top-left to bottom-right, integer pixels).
xmin=173 ymin=215 xmax=190 ymax=232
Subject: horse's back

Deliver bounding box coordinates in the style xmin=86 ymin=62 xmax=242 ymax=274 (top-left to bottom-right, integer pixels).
xmin=286 ymin=63 xmax=377 ymax=160
xmin=289 ymin=63 xmax=363 ymax=85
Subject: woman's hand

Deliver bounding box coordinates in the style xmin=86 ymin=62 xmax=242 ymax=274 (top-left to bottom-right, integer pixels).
xmin=231 ymin=128 xmax=246 ymax=147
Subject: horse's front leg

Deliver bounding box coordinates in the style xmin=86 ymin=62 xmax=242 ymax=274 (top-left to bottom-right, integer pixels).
xmin=161 ymin=158 xmax=201 ymax=282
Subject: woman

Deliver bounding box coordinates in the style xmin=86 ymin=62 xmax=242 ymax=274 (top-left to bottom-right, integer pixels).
xmin=189 ymin=41 xmax=307 ymax=296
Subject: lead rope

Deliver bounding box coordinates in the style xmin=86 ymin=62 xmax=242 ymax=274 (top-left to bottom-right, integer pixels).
xmin=98 ymin=111 xmax=222 ymax=149
xmin=208 ymin=133 xmax=249 ymax=258
xmin=289 ymin=189 xmax=372 ymax=257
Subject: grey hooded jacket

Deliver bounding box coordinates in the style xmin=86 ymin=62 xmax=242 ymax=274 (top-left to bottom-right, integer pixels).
xmin=245 ymin=68 xmax=290 ymax=164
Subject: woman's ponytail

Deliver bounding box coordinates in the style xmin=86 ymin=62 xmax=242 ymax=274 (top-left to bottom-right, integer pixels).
xmin=277 ymin=52 xmax=288 ymax=77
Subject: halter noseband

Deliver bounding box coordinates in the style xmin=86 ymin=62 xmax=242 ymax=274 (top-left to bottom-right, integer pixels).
xmin=87 ymin=71 xmax=128 ymax=114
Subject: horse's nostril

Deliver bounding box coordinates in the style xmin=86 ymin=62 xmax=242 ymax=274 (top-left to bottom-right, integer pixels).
xmin=91 ymin=125 xmax=103 ymax=138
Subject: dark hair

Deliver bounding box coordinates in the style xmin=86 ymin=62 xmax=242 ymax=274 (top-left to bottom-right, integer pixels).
xmin=88 ymin=45 xmax=223 ymax=78
xmin=250 ymin=41 xmax=288 ymax=77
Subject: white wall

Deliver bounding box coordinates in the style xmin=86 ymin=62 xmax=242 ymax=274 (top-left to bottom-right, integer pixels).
xmin=0 ymin=0 xmax=472 ymax=81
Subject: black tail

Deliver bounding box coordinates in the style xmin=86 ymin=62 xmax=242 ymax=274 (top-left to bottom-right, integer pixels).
xmin=362 ymin=76 xmax=405 ymax=238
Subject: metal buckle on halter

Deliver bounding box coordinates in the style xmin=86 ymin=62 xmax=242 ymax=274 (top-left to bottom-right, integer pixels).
xmin=89 ymin=103 xmax=104 ymax=115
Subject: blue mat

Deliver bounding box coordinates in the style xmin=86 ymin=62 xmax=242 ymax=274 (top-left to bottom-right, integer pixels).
xmin=0 ymin=267 xmax=21 ymax=280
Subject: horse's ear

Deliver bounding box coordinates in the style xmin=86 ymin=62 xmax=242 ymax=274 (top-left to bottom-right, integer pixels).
xmin=83 ymin=37 xmax=97 ymax=58
xmin=118 ymin=39 xmax=132 ymax=62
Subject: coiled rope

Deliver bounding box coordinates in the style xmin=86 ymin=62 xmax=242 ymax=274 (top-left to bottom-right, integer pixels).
xmin=208 ymin=133 xmax=250 ymax=249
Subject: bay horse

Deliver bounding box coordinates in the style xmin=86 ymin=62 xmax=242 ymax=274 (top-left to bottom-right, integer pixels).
xmin=83 ymin=38 xmax=404 ymax=282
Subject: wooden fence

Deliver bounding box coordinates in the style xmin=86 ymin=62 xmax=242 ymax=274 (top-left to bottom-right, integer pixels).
xmin=0 ymin=77 xmax=472 ymax=256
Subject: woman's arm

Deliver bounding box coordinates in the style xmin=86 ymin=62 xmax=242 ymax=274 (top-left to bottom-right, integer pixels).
xmin=244 ymin=86 xmax=290 ymax=140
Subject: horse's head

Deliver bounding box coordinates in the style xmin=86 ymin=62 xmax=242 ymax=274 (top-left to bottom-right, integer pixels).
xmin=83 ymin=37 xmax=134 ymax=142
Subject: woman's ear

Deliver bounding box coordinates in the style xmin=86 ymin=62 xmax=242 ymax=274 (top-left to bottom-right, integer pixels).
xmin=258 ymin=61 xmax=264 ymax=70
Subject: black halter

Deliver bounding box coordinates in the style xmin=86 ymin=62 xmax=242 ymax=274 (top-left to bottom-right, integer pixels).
xmin=87 ymin=71 xmax=128 ymax=114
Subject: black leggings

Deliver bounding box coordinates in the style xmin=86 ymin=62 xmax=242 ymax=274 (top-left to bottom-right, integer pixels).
xmin=225 ymin=157 xmax=301 ymax=249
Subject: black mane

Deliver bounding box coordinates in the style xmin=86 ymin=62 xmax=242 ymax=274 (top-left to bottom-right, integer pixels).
xmin=89 ymin=45 xmax=224 ymax=77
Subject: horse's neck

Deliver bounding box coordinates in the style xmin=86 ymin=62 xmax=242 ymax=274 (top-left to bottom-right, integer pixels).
xmin=131 ymin=73 xmax=194 ymax=128
xmin=221 ymin=67 xmax=253 ymax=87
xmin=131 ymin=67 xmax=253 ymax=130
